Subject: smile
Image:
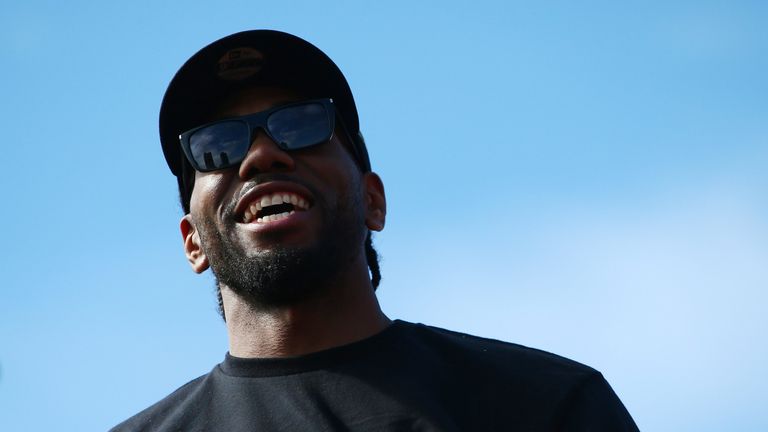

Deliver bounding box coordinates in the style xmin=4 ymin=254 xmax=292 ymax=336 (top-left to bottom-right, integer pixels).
xmin=243 ymin=192 xmax=311 ymax=224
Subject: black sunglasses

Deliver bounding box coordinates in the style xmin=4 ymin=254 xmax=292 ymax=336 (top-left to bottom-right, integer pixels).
xmin=179 ymin=98 xmax=335 ymax=172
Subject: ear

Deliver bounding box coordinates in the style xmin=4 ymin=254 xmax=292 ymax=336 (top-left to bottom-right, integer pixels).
xmin=363 ymin=172 xmax=386 ymax=231
xmin=180 ymin=215 xmax=209 ymax=273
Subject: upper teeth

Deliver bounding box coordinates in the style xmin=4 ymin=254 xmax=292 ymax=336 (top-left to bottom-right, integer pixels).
xmin=243 ymin=192 xmax=309 ymax=223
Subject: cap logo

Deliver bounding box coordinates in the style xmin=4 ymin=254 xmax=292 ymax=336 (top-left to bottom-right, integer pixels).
xmin=217 ymin=47 xmax=264 ymax=81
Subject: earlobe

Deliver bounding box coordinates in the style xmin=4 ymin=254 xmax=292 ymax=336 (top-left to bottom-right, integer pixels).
xmin=180 ymin=215 xmax=209 ymax=273
xmin=363 ymin=172 xmax=386 ymax=232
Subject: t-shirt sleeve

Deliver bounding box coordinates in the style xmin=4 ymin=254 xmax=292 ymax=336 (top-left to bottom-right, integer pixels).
xmin=554 ymin=372 xmax=640 ymax=431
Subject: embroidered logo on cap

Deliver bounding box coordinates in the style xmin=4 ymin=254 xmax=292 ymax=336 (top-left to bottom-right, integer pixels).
xmin=217 ymin=47 xmax=264 ymax=81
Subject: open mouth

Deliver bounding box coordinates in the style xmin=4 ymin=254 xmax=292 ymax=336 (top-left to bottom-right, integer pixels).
xmin=242 ymin=192 xmax=311 ymax=223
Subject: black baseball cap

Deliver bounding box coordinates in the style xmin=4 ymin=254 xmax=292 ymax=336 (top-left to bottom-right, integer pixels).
xmin=159 ymin=30 xmax=370 ymax=179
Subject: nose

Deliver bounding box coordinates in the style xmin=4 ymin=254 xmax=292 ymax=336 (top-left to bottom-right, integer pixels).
xmin=238 ymin=129 xmax=296 ymax=179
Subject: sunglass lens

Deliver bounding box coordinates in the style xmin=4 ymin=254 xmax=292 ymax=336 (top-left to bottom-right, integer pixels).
xmin=267 ymin=103 xmax=332 ymax=150
xmin=189 ymin=121 xmax=250 ymax=170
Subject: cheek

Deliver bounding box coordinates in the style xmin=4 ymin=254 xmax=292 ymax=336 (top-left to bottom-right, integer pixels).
xmin=190 ymin=173 xmax=231 ymax=215
xmin=309 ymin=163 xmax=361 ymax=211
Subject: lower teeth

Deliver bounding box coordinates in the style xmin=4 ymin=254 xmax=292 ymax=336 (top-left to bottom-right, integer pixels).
xmin=257 ymin=210 xmax=295 ymax=223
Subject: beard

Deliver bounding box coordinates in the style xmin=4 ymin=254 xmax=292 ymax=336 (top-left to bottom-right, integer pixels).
xmin=195 ymin=177 xmax=365 ymax=314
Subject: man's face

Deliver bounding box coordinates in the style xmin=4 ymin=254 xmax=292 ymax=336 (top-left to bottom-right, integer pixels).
xmin=181 ymin=86 xmax=384 ymax=308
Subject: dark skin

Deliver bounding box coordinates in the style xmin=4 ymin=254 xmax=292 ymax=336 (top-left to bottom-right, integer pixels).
xmin=180 ymin=87 xmax=389 ymax=358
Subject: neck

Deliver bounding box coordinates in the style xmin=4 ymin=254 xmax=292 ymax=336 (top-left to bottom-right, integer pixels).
xmin=221 ymin=256 xmax=390 ymax=358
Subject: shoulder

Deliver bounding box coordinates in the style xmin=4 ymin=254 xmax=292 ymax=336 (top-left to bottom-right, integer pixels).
xmin=392 ymin=321 xmax=638 ymax=430
xmin=397 ymin=320 xmax=597 ymax=382
xmin=110 ymin=372 xmax=213 ymax=432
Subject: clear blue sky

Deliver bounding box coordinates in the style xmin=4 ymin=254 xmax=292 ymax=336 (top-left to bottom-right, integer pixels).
xmin=2 ymin=1 xmax=767 ymax=430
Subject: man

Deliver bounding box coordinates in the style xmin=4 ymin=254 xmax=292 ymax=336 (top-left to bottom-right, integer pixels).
xmin=113 ymin=30 xmax=638 ymax=431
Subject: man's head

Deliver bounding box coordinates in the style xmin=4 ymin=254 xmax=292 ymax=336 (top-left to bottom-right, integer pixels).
xmin=159 ymin=31 xmax=385 ymax=318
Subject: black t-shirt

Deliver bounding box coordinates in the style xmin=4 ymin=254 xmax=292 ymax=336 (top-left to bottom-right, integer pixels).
xmin=112 ymin=320 xmax=638 ymax=431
